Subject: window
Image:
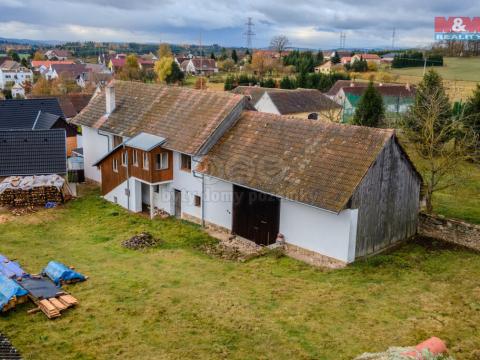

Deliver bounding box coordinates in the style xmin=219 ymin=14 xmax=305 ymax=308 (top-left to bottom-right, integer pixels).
xmin=194 ymin=195 xmax=201 ymax=207
xmin=181 ymin=154 xmax=192 ymax=172
xmin=156 ymin=152 xmax=169 ymax=170
xmin=121 ymin=151 xmax=127 ymax=166
xmin=132 ymin=150 xmax=138 ymax=166
xmin=153 ymin=185 xmax=159 ymax=193
xmin=112 ymin=159 xmax=118 ymax=172
xmin=113 ymin=135 xmax=123 ymax=147
xmin=143 ymin=152 xmax=149 ymax=170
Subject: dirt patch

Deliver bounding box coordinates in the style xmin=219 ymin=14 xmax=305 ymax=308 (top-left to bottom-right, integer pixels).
xmin=201 ymin=236 xmax=268 ymax=262
xmin=122 ymin=232 xmax=161 ymax=250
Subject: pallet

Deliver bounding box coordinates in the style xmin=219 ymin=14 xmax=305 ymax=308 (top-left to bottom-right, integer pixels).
xmin=32 ymin=294 xmax=78 ymax=319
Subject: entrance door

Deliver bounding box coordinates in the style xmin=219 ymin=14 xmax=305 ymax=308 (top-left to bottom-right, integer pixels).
xmin=174 ymin=189 xmax=181 ymax=218
xmin=232 ymin=185 xmax=280 ymax=246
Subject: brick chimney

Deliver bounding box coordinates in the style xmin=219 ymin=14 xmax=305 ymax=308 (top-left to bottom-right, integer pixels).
xmin=106 ymin=83 xmax=115 ymax=115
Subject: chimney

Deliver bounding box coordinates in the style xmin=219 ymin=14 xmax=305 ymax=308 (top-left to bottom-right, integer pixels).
xmin=405 ymin=83 xmax=411 ymax=91
xmin=106 ymin=83 xmax=115 ymax=115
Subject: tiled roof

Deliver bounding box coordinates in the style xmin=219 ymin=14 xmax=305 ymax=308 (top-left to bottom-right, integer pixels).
xmin=326 ymin=80 xmax=368 ymax=96
xmin=231 ymin=86 xmax=284 ymax=106
xmin=51 ymin=64 xmax=87 ymax=78
xmin=31 ymin=60 xmax=75 ymax=68
xmin=33 ymin=111 xmax=62 ymax=130
xmin=343 ymin=85 xmax=416 ymax=98
xmin=72 ymin=80 xmax=245 ymax=155
xmin=197 ymin=111 xmax=394 ymax=212
xmin=0 ymin=98 xmax=65 ymax=130
xmin=354 ymin=53 xmax=381 ymax=60
xmin=0 ymin=129 xmax=67 ymax=176
xmin=29 ymin=94 xmax=93 ymax=118
xmin=0 ymin=60 xmax=21 ymax=70
xmin=267 ymin=89 xmax=342 ymax=114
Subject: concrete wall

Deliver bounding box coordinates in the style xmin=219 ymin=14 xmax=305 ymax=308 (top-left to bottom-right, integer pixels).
xmin=203 ymin=177 xmax=233 ymax=230
xmin=82 ymin=126 xmax=111 ymax=183
xmin=104 ymin=177 xmax=142 ymax=213
xmin=279 ymin=199 xmax=358 ymax=263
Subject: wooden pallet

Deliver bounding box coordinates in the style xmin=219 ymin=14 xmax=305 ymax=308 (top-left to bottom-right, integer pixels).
xmin=34 ymin=294 xmax=78 ymax=319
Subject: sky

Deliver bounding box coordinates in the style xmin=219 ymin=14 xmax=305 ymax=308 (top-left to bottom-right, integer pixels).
xmin=0 ymin=0 xmax=478 ymax=49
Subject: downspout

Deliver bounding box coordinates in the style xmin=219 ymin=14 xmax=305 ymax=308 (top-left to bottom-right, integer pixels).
xmin=192 ymin=156 xmax=205 ymax=228
xmin=123 ymin=144 xmax=130 ymax=211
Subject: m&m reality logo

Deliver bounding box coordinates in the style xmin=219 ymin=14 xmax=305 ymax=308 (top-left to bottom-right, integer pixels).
xmin=434 ymin=17 xmax=480 ymax=40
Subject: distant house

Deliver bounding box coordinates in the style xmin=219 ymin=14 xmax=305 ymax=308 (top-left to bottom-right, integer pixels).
xmin=314 ymin=60 xmax=343 ymax=74
xmin=44 ymin=49 xmax=72 ymax=60
xmin=45 ymin=64 xmax=89 ymax=88
xmin=0 ymin=129 xmax=67 ymax=177
xmin=0 ymin=61 xmax=33 ymax=90
xmin=180 ymin=58 xmax=218 ymax=76
xmin=11 ymin=83 xmax=25 ymax=98
xmin=351 ymin=53 xmax=381 ymax=64
xmin=0 ymin=98 xmax=79 ymax=155
xmin=31 ymin=60 xmax=75 ymax=75
xmin=323 ymin=50 xmax=351 ymax=60
xmin=381 ymin=53 xmax=398 ymax=63
xmin=71 ymin=80 xmax=421 ymax=267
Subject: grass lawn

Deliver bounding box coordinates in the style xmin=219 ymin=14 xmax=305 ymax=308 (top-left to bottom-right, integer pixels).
xmin=1 ymin=187 xmax=480 ymax=359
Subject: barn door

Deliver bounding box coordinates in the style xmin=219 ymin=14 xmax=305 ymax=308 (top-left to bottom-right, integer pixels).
xmin=232 ymin=185 xmax=280 ymax=246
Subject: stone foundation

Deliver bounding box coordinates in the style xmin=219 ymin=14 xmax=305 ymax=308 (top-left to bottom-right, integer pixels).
xmin=418 ymin=213 xmax=480 ymax=252
xmin=181 ymin=212 xmax=231 ymax=235
xmin=284 ymin=243 xmax=347 ymax=269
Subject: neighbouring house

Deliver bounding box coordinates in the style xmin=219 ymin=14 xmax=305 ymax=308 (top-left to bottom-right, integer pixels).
xmin=0 ymin=129 xmax=67 ymax=177
xmin=314 ymin=61 xmax=343 ymax=74
xmin=44 ymin=63 xmax=89 ymax=88
xmin=351 ymin=53 xmax=382 ymax=64
xmin=323 ymin=50 xmax=351 ymax=61
xmin=11 ymin=83 xmax=25 ymax=98
xmin=71 ymin=80 xmax=421 ymax=266
xmin=31 ymin=60 xmax=75 ymax=75
xmin=0 ymin=60 xmax=33 ymax=90
xmin=338 ymin=84 xmax=416 ymax=121
xmin=231 ymin=86 xmax=342 ymax=121
xmin=180 ymin=58 xmax=218 ymax=76
xmin=0 ymin=98 xmax=79 ymax=155
xmin=254 ymin=88 xmax=343 ymax=121
xmin=44 ymin=49 xmax=72 ymax=60
xmin=381 ymin=53 xmax=398 ymax=63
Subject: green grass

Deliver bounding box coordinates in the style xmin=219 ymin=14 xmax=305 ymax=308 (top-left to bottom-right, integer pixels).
xmin=1 ymin=187 xmax=480 ymax=359
xmin=389 ymin=57 xmax=480 ymax=82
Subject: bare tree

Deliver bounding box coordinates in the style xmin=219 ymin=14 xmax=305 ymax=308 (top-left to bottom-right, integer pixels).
xmin=270 ymin=35 xmax=290 ymax=57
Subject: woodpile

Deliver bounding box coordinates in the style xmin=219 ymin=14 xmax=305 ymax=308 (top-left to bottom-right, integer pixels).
xmin=122 ymin=232 xmax=161 ymax=250
xmin=0 ymin=334 xmax=22 ymax=360
xmin=0 ymin=187 xmax=63 ymax=207
xmin=36 ymin=295 xmax=78 ymax=319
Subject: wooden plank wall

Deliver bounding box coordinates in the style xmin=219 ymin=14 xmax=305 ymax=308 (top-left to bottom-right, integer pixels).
xmin=351 ymin=138 xmax=421 ymax=258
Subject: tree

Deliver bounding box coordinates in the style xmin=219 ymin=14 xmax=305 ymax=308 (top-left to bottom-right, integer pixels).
xmin=280 ymin=76 xmax=295 ymax=89
xmin=21 ymin=58 xmax=29 ymax=68
xmin=315 ymin=51 xmax=324 ymax=65
xmin=165 ymin=61 xmax=184 ymax=84
xmin=33 ymin=51 xmax=45 ymax=61
xmin=270 ymin=35 xmax=290 ymax=57
xmin=260 ymin=78 xmax=276 ymax=88
xmin=7 ymin=50 xmax=20 ymax=62
xmin=331 ymin=51 xmax=341 ymax=64
xmin=224 ymin=75 xmax=235 ymax=90
xmin=154 ymin=56 xmax=173 ymax=83
xmin=219 ymin=47 xmax=228 ymax=61
xmin=231 ymin=49 xmax=238 ymax=63
xmin=218 ymin=59 xmax=235 ymax=73
xmin=31 ymin=77 xmax=53 ymax=96
xmin=461 ymin=84 xmax=480 ymax=157
xmin=251 ymin=52 xmax=275 ymax=77
xmin=210 ymin=52 xmax=216 ymax=60
xmin=117 ymin=54 xmax=141 ymax=81
xmin=157 ymin=43 xmax=172 ymax=59
xmin=351 ymin=81 xmax=384 ymax=127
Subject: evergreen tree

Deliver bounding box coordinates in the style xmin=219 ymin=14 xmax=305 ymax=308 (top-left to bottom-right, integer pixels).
xmin=331 ymin=51 xmax=341 ymax=64
xmin=219 ymin=47 xmax=228 ymax=61
xmin=315 ymin=51 xmax=324 ymax=65
xmin=224 ymin=75 xmax=235 ymax=90
xmin=280 ymin=76 xmax=295 ymax=89
xmin=463 ymin=84 xmax=480 ymax=154
xmin=231 ymin=49 xmax=238 ymax=63
xmin=210 ymin=52 xmax=216 ymax=60
xmin=351 ymin=81 xmax=384 ymax=127
xmin=165 ymin=61 xmax=184 ymax=84
xmin=260 ymin=78 xmax=276 ymax=88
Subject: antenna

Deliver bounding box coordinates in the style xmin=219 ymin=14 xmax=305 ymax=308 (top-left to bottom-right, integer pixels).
xmin=244 ymin=17 xmax=255 ymax=50
xmin=391 ymin=28 xmax=396 ymax=49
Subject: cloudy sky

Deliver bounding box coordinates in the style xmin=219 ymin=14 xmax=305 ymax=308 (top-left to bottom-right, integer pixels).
xmin=0 ymin=0 xmax=478 ymax=48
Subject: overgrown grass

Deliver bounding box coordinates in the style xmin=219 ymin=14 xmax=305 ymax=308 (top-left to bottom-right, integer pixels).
xmin=1 ymin=188 xmax=480 ymax=359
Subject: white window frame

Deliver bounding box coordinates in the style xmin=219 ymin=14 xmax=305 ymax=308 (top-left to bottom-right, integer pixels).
xmin=112 ymin=159 xmax=118 ymax=172
xmin=132 ymin=150 xmax=138 ymax=166
xmin=143 ymin=152 xmax=149 ymax=170
xmin=121 ymin=151 xmax=127 ymax=167
xmin=156 ymin=152 xmax=169 ymax=170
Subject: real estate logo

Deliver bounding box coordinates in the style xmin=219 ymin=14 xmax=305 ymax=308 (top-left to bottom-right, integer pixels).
xmin=434 ymin=17 xmax=480 ymax=40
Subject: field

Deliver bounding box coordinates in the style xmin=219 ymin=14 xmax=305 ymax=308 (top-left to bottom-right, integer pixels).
xmin=1 ymin=187 xmax=480 ymax=359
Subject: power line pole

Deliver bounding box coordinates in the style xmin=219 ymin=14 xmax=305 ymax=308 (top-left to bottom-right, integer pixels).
xmin=391 ymin=28 xmax=396 ymax=49
xmin=244 ymin=18 xmax=255 ymax=51
xmin=339 ymin=32 xmax=346 ymax=49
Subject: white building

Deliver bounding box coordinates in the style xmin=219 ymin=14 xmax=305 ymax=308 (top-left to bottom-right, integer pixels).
xmin=11 ymin=83 xmax=25 ymax=98
xmin=72 ymin=80 xmax=421 ymax=267
xmin=0 ymin=61 xmax=33 ymax=90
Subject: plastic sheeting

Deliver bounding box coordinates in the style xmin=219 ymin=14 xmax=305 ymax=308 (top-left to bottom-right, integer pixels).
xmin=0 ymin=274 xmax=28 ymax=310
xmin=43 ymin=261 xmax=86 ymax=285
xmin=19 ymin=276 xmax=61 ymax=300
xmin=0 ymin=175 xmax=65 ymax=195
xmin=0 ymin=255 xmax=26 ymax=279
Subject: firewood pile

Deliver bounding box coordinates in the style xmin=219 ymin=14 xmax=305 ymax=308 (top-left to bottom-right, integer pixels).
xmin=122 ymin=232 xmax=161 ymax=250
xmin=201 ymin=236 xmax=267 ymax=262
xmin=0 ymin=187 xmax=63 ymax=207
xmin=0 ymin=334 xmax=22 ymax=360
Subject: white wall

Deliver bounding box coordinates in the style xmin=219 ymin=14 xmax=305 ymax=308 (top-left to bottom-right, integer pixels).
xmin=255 ymin=93 xmax=280 ymax=114
xmin=203 ymin=177 xmax=233 ymax=230
xmin=279 ymin=199 xmax=358 ymax=263
xmin=82 ymin=126 xmax=111 ymax=183
xmin=104 ymin=178 xmax=142 ymax=213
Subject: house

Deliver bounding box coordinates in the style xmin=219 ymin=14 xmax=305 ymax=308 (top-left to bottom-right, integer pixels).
xmin=0 ymin=98 xmax=79 ymax=155
xmin=323 ymin=50 xmax=351 ymax=60
xmin=44 ymin=49 xmax=72 ymax=60
xmin=314 ymin=61 xmax=343 ymax=74
xmin=0 ymin=61 xmax=33 ymax=90
xmin=72 ymin=81 xmax=421 ymax=266
xmin=180 ymin=58 xmax=218 ymax=76
xmin=254 ymin=88 xmax=343 ymax=121
xmin=339 ymin=84 xmax=416 ymax=121
xmin=44 ymin=64 xmax=89 ymax=88
xmin=11 ymin=83 xmax=25 ymax=98
xmin=31 ymin=60 xmax=75 ymax=75
xmin=0 ymin=129 xmax=67 ymax=177
xmin=351 ymin=53 xmax=381 ymax=64
xmin=381 ymin=53 xmax=398 ymax=63
xmin=231 ymin=86 xmax=284 ymax=108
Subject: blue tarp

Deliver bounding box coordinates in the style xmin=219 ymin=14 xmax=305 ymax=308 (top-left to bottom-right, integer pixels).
xmin=0 ymin=274 xmax=28 ymax=310
xmin=0 ymin=255 xmax=26 ymax=279
xmin=43 ymin=261 xmax=86 ymax=285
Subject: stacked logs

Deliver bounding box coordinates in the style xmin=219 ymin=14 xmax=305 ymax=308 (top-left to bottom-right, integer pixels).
xmin=0 ymin=186 xmax=63 ymax=207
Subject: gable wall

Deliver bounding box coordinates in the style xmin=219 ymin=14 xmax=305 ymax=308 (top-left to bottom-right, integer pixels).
xmin=351 ymin=137 xmax=421 ymax=258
